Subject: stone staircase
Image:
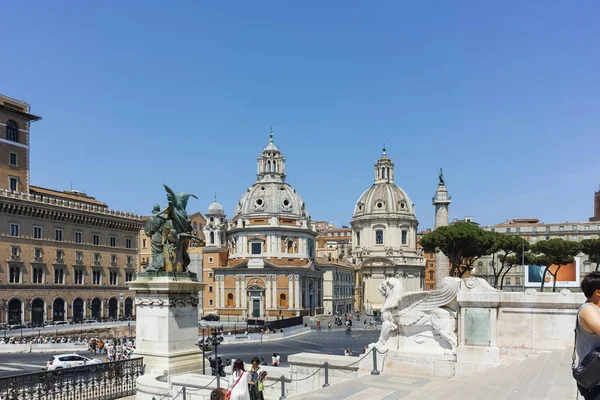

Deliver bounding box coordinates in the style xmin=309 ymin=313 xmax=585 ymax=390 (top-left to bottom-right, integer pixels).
xmin=402 ymin=349 xmax=576 ymax=400
xmin=287 ymin=349 xmax=578 ymax=400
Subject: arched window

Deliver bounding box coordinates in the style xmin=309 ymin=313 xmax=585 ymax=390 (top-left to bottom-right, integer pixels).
xmin=280 ymin=294 xmax=287 ymax=308
xmin=356 ymin=231 xmax=360 ymax=246
xmin=6 ymin=120 xmax=18 ymax=142
xmin=401 ymin=230 xmax=407 ymax=245
xmin=381 ymin=167 xmax=386 ymax=179
xmin=375 ymin=230 xmax=384 ymax=245
xmin=209 ymin=232 xmax=215 ymax=245
xmin=286 ymin=239 xmax=294 ymax=253
xmin=267 ymin=160 xmax=271 ymax=172
xmin=227 ymin=293 xmax=234 ymax=307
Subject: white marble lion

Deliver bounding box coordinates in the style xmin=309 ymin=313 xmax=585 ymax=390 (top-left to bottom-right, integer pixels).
xmin=370 ymin=276 xmax=461 ymax=352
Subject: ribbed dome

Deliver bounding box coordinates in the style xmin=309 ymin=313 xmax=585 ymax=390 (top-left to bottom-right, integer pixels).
xmin=353 ymin=183 xmax=415 ymax=217
xmin=234 ymin=182 xmax=307 ymax=218
xmin=207 ymin=201 xmax=225 ymax=215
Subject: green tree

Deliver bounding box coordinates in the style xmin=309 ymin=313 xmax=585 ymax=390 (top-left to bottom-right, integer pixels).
xmin=489 ymin=232 xmax=530 ymax=289
xmin=420 ymin=222 xmax=495 ymax=278
xmin=531 ymin=239 xmax=582 ymax=292
xmin=498 ymin=252 xmax=536 ymax=290
xmin=581 ymin=239 xmax=600 ymax=271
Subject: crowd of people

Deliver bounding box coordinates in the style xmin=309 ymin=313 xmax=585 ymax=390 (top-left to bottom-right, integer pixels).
xmin=207 ymin=357 xmax=268 ymax=400
xmin=88 ymin=337 xmax=135 ymax=361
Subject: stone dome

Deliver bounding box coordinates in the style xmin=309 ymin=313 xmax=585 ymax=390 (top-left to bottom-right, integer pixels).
xmin=207 ymin=201 xmax=225 ymax=215
xmin=353 ymin=183 xmax=415 ymax=217
xmin=234 ymin=182 xmax=308 ymax=218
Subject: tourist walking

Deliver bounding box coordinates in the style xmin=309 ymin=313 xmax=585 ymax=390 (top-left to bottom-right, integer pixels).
xmin=574 ymin=272 xmax=600 ymax=399
xmin=317 ymin=320 xmax=321 ymax=331
xmin=328 ymin=321 xmax=332 ymax=331
xmin=248 ymin=357 xmax=267 ymax=400
xmin=227 ymin=359 xmax=251 ymax=400
xmin=271 ymin=353 xmax=278 ymax=367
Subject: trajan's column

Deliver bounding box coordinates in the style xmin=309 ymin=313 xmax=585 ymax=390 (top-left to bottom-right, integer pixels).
xmin=433 ymin=169 xmax=451 ymax=287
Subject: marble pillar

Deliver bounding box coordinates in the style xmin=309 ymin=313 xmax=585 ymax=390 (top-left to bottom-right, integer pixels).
xmin=288 ymin=275 xmax=294 ymax=309
xmin=129 ymin=273 xmax=205 ymax=375
xmin=294 ymin=275 xmax=300 ymax=311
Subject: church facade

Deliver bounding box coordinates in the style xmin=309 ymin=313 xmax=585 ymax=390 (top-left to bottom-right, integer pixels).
xmin=351 ymin=148 xmax=426 ymax=315
xmin=201 ymin=132 xmax=323 ymax=320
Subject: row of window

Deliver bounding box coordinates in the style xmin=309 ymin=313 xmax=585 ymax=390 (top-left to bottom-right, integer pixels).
xmin=497 ymin=225 xmax=599 ymax=234
xmin=10 ymin=245 xmax=133 ymax=266
xmin=8 ymin=223 xmax=133 ymax=248
xmin=8 ymin=265 xmax=133 ymax=285
xmin=206 ymin=292 xmax=289 ymax=308
xmin=366 ymin=230 xmax=408 ymax=246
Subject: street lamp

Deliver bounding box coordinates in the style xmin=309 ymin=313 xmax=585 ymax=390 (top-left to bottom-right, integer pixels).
xmin=199 ymin=320 xmax=207 ymax=375
xmin=128 ymin=322 xmax=132 ymax=339
xmin=197 ymin=327 xmax=224 ymax=387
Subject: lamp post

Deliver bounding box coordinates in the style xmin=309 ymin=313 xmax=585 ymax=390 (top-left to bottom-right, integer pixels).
xmin=128 ymin=321 xmax=132 ymax=339
xmin=197 ymin=327 xmax=223 ymax=386
xmin=199 ymin=320 xmax=207 ymax=375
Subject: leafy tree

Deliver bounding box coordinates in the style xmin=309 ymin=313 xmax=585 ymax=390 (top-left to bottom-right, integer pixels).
xmin=498 ymin=252 xmax=536 ymax=290
xmin=531 ymin=239 xmax=582 ymax=292
xmin=420 ymin=222 xmax=495 ymax=278
xmin=489 ymin=232 xmax=530 ymax=289
xmin=581 ymin=239 xmax=600 ymax=271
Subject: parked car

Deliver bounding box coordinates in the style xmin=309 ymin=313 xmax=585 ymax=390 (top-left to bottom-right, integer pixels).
xmin=53 ymin=321 xmax=69 ymax=327
xmin=83 ymin=319 xmax=98 ymax=324
xmin=8 ymin=324 xmax=24 ymax=330
xmin=46 ymin=354 xmax=102 ymax=370
xmin=201 ymin=314 xmax=220 ymax=322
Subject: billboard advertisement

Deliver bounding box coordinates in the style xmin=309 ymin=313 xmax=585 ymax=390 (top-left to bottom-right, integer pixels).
xmin=524 ymin=256 xmax=581 ymax=288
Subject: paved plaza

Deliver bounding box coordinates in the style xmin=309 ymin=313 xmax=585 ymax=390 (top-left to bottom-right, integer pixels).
xmin=290 ymin=348 xmax=576 ymax=400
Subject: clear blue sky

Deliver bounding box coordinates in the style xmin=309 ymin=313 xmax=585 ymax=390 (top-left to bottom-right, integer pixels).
xmin=2 ymin=1 xmax=599 ymax=229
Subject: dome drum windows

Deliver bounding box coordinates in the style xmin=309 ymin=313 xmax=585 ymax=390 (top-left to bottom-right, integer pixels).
xmin=375 ymin=201 xmax=385 ymax=210
xmin=375 ymin=230 xmax=384 ymax=245
xmin=401 ymin=230 xmax=408 ymax=245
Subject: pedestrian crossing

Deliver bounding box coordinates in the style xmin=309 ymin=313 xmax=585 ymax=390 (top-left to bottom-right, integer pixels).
xmin=0 ymin=362 xmax=43 ymax=372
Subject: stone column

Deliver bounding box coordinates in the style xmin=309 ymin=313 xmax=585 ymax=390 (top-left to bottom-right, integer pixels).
xmin=235 ymin=277 xmax=240 ymax=308
xmin=240 ymin=276 xmax=247 ymax=316
xmin=288 ymin=275 xmax=294 ymax=310
xmin=130 ymin=273 xmax=205 ymax=375
xmin=433 ymin=175 xmax=452 ymax=288
xmin=272 ymin=275 xmax=278 ymax=308
xmin=266 ymin=276 xmax=272 ymax=309
xmin=294 ymin=275 xmax=300 ymax=311
xmin=220 ymin=277 xmax=225 ymax=309
xmin=215 ymin=275 xmax=222 ymax=308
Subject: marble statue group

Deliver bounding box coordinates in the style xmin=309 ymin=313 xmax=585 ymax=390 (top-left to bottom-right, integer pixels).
xmin=143 ymin=184 xmax=198 ymax=273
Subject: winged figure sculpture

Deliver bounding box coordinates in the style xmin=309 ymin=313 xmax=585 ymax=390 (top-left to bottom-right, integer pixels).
xmin=370 ymin=276 xmax=461 ymax=352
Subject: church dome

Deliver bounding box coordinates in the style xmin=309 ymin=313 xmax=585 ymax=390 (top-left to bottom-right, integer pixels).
xmin=352 ymin=147 xmax=416 ymax=219
xmin=353 ymin=183 xmax=414 ymax=217
xmin=234 ymin=130 xmax=308 ymax=219
xmin=234 ymin=182 xmax=307 ymax=218
xmin=207 ymin=201 xmax=225 ymax=215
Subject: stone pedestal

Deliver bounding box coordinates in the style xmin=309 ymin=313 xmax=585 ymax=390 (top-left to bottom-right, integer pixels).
xmin=129 ymin=273 xmax=205 ymax=376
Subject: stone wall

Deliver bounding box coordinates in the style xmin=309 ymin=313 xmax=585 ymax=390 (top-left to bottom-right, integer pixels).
xmin=496 ymin=289 xmax=584 ymax=356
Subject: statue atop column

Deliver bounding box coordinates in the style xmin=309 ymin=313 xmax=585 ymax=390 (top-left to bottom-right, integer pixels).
xmin=439 ymin=168 xmax=445 ymax=185
xmin=143 ymin=184 xmax=198 ymax=273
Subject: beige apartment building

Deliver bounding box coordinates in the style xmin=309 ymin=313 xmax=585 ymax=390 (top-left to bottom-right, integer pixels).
xmin=0 ymin=94 xmax=144 ymax=326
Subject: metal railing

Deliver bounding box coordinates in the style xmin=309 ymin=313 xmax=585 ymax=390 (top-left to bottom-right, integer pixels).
xmin=0 ymin=357 xmax=143 ymax=400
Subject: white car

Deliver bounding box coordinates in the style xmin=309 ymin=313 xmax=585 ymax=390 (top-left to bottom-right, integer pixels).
xmin=46 ymin=353 xmax=102 ymax=370
xmin=53 ymin=321 xmax=69 ymax=326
